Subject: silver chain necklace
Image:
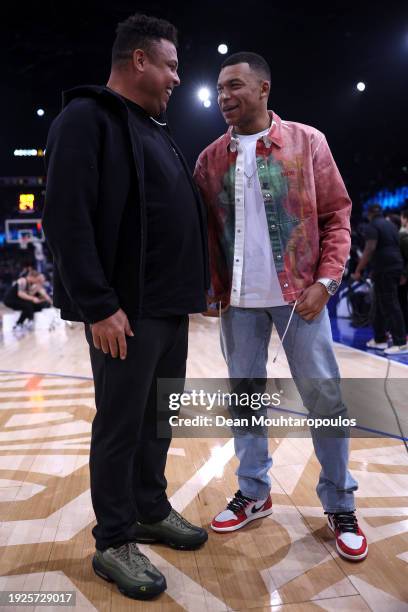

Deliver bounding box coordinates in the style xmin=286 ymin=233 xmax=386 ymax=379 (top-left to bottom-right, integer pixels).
xmin=239 ymin=128 xmax=269 ymax=187
xmin=243 ymin=166 xmax=258 ymax=188
xmin=244 ymin=163 xmax=258 ymax=189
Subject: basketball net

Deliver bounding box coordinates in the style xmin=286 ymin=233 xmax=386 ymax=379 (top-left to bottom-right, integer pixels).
xmin=19 ymin=234 xmax=31 ymax=250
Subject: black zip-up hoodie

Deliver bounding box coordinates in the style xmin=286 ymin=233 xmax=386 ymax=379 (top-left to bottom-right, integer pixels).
xmin=42 ymin=86 xmax=209 ymax=323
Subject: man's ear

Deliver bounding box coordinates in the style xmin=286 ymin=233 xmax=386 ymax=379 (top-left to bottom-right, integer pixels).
xmin=132 ymin=48 xmax=146 ymax=73
xmin=260 ymin=80 xmax=270 ymax=100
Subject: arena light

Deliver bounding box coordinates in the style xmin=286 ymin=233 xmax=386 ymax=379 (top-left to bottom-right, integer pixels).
xmin=218 ymin=43 xmax=228 ymax=55
xmin=13 ymin=149 xmax=45 ymax=157
xmin=203 ymin=100 xmax=211 ymax=108
xmin=197 ymin=87 xmax=210 ymax=102
xmin=364 ymin=185 xmax=408 ymax=211
xmin=356 ymin=82 xmax=366 ymax=92
xmin=36 ymin=108 xmax=45 ymax=117
xmin=14 ymin=149 xmax=37 ymax=157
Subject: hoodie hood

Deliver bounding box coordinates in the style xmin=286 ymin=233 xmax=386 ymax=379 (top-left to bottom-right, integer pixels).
xmin=61 ymin=85 xmax=124 ymax=109
xmin=61 ymin=85 xmax=168 ymax=126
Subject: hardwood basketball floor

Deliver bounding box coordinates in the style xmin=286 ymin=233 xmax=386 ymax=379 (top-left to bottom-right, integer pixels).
xmin=0 ymin=312 xmax=407 ymax=611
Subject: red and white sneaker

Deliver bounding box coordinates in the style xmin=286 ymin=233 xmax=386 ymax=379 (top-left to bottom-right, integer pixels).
xmin=327 ymin=511 xmax=368 ymax=561
xmin=211 ymin=490 xmax=273 ymax=532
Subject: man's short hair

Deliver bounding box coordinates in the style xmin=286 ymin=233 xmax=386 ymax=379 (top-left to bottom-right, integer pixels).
xmin=112 ymin=13 xmax=178 ymax=65
xmin=367 ymin=203 xmax=382 ymax=215
xmin=221 ymin=52 xmax=271 ymax=81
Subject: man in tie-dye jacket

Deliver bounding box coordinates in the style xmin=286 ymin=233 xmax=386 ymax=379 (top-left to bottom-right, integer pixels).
xmin=194 ymin=51 xmax=368 ymax=562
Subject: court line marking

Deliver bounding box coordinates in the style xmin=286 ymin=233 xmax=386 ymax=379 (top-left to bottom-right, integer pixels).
xmin=0 ymin=369 xmax=92 ymax=380
xmin=267 ymin=405 xmax=408 ymax=442
xmin=0 ymin=369 xmax=405 ymax=440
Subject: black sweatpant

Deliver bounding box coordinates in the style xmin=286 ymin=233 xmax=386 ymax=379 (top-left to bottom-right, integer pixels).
xmin=372 ymin=270 xmax=406 ymax=346
xmin=85 ymin=315 xmax=188 ymax=552
xmin=4 ymin=296 xmax=48 ymax=324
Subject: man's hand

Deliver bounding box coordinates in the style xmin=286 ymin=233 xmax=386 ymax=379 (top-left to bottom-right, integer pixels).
xmin=203 ymin=296 xmax=230 ymax=317
xmin=91 ymin=308 xmax=134 ymax=360
xmin=295 ymin=283 xmax=330 ymax=321
xmin=351 ymin=271 xmax=361 ymax=281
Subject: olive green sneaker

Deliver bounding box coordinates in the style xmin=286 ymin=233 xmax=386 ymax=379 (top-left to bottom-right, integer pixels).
xmin=131 ymin=508 xmax=208 ymax=550
xmin=92 ymin=542 xmax=166 ymax=600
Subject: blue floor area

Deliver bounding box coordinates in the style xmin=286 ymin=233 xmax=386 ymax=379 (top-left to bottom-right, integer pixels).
xmin=330 ymin=315 xmax=408 ymax=367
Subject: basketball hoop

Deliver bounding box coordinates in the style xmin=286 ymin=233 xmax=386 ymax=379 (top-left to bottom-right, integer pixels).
xmin=5 ymin=219 xmax=44 ymax=245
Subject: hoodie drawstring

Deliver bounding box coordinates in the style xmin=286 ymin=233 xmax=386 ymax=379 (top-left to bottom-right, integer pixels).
xmin=272 ymin=300 xmax=297 ymax=363
xmin=219 ymin=299 xmax=298 ymax=364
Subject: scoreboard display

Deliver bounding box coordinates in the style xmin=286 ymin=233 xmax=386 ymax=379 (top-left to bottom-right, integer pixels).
xmin=18 ymin=193 xmax=35 ymax=213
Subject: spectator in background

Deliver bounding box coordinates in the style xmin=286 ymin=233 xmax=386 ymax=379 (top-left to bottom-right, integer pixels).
xmin=32 ymin=274 xmax=53 ymax=304
xmin=399 ymin=209 xmax=408 ymax=330
xmin=353 ymin=203 xmax=408 ymax=354
xmin=3 ymin=269 xmax=51 ymax=330
xmin=31 ymin=237 xmax=47 ymax=274
xmin=19 ymin=265 xmax=35 ymax=278
xmin=386 ymin=212 xmax=408 ymax=332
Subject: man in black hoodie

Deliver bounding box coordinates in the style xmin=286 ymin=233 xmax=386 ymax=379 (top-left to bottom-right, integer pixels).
xmin=42 ymin=13 xmax=209 ymax=600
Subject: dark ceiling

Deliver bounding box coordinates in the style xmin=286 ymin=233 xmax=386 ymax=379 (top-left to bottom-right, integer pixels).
xmin=1 ymin=0 xmax=408 ymax=213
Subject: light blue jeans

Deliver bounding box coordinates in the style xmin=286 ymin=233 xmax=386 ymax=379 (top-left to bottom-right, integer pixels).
xmin=220 ymin=305 xmax=358 ymax=513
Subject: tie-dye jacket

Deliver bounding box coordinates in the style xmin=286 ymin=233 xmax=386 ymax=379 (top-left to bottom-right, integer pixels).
xmin=193 ymin=111 xmax=351 ymax=306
